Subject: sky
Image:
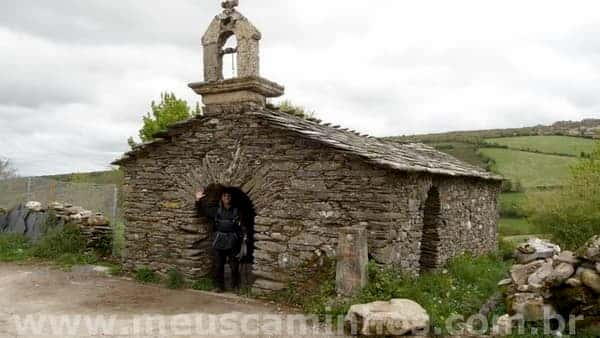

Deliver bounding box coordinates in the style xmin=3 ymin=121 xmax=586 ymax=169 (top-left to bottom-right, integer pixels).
xmin=1 ymin=0 xmax=599 ymax=176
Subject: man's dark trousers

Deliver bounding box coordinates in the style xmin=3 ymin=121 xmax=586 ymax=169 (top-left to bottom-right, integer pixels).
xmin=214 ymin=249 xmax=240 ymax=290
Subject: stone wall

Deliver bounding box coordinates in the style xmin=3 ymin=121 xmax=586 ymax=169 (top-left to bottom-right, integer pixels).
xmin=120 ymin=104 xmax=500 ymax=292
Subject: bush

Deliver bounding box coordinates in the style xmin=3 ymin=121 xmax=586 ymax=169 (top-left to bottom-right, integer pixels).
xmin=526 ymin=142 xmax=600 ymax=249
xmin=135 ymin=267 xmax=160 ymax=284
xmin=166 ymin=267 xmax=185 ymax=289
xmin=95 ymin=233 xmax=113 ymax=257
xmin=191 ymin=277 xmax=214 ymax=291
xmin=31 ymin=224 xmax=86 ymax=259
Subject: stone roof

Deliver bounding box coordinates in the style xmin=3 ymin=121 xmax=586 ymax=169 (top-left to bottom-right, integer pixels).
xmin=113 ymin=109 xmax=502 ymax=181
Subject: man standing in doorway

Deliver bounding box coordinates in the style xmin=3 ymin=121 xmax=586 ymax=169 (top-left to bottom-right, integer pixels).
xmin=196 ymin=188 xmax=245 ymax=293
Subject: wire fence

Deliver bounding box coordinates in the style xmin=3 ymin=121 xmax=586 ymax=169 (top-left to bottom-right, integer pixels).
xmin=0 ymin=177 xmax=120 ymax=224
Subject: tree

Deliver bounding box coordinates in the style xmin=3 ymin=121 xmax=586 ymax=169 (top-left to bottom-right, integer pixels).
xmin=0 ymin=157 xmax=17 ymax=180
xmin=526 ymin=141 xmax=600 ymax=249
xmin=129 ymin=93 xmax=201 ymax=147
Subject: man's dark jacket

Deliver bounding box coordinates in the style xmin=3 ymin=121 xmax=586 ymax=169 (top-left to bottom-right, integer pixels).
xmin=196 ymin=199 xmax=244 ymax=251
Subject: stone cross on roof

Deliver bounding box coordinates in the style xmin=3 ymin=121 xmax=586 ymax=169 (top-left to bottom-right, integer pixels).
xmin=221 ymin=0 xmax=239 ymax=9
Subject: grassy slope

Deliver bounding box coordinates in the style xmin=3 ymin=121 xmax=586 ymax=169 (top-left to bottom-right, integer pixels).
xmin=486 ymin=135 xmax=596 ymax=157
xmin=431 ymin=142 xmax=490 ymax=168
xmin=480 ymin=148 xmax=578 ymax=188
xmin=47 ymin=169 xmax=124 ymax=186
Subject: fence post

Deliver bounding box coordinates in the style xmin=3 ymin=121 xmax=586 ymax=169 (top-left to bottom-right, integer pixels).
xmin=26 ymin=177 xmax=32 ymax=201
xmin=111 ymin=186 xmax=118 ymax=257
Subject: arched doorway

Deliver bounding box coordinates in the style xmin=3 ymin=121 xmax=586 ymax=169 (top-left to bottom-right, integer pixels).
xmin=202 ymin=184 xmax=256 ymax=288
xmin=419 ymin=187 xmax=442 ymax=274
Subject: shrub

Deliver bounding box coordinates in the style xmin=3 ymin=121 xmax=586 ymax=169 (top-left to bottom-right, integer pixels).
xmin=135 ymin=267 xmax=160 ymax=284
xmin=31 ymin=224 xmax=86 ymax=259
xmin=526 ymin=142 xmax=600 ymax=249
xmin=166 ymin=267 xmax=185 ymax=289
xmin=95 ymin=233 xmax=113 ymax=257
xmin=191 ymin=277 xmax=215 ymax=291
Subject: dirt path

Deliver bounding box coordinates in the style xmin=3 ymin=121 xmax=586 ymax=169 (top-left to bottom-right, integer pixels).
xmin=0 ymin=263 xmax=343 ymax=337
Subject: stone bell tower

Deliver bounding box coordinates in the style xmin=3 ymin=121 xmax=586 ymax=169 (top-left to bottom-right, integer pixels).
xmin=189 ymin=0 xmax=284 ymax=108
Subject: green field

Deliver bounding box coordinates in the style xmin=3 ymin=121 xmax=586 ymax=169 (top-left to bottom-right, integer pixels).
xmin=498 ymin=218 xmax=541 ymax=237
xmin=499 ymin=192 xmax=527 ymax=218
xmin=486 ymin=136 xmax=596 ymax=157
xmin=432 ymin=142 xmax=489 ymax=168
xmin=480 ymin=148 xmax=578 ymax=188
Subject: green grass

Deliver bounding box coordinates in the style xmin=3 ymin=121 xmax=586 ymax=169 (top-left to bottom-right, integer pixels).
xmin=0 ymin=224 xmax=108 ymax=270
xmin=135 ymin=267 xmax=160 ymax=284
xmin=295 ymin=253 xmax=511 ymax=335
xmin=48 ymin=169 xmax=124 ymax=186
xmin=499 ymin=193 xmax=527 ymax=218
xmin=0 ymin=234 xmax=31 ymax=262
xmin=166 ymin=268 xmax=185 ymax=289
xmin=31 ymin=224 xmax=87 ymax=259
xmin=480 ymin=148 xmax=579 ymax=188
xmin=431 ymin=142 xmax=491 ymax=168
xmin=191 ymin=277 xmax=215 ymax=291
xmin=498 ymin=218 xmax=542 ymax=237
xmin=486 ymin=136 xmax=596 ymax=157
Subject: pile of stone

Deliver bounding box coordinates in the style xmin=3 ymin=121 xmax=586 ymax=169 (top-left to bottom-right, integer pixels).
xmin=0 ymin=201 xmax=112 ymax=252
xmin=495 ymin=236 xmax=600 ymax=334
xmin=47 ymin=201 xmax=112 ymax=251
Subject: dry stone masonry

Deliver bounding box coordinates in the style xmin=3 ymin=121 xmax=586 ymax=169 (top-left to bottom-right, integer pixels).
xmin=113 ymin=1 xmax=502 ymax=294
xmin=495 ymin=236 xmax=600 ymax=334
xmin=0 ymin=201 xmax=111 ymax=251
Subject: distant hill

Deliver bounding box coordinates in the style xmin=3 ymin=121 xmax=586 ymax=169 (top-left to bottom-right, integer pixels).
xmin=386 ymin=118 xmax=600 ymax=144
xmin=385 ymin=118 xmax=600 ymax=190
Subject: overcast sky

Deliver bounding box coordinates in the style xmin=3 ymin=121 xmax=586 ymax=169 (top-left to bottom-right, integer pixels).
xmin=1 ymin=0 xmax=599 ymax=176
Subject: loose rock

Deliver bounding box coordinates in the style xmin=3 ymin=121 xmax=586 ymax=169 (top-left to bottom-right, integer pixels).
xmin=565 ymin=278 xmax=582 ymax=288
xmin=578 ymin=235 xmax=600 ymax=262
xmin=344 ymin=299 xmax=429 ymax=336
xmin=528 ymin=261 xmax=554 ymax=288
xmin=547 ymin=262 xmax=575 ymax=286
xmin=493 ymin=314 xmax=515 ymax=336
xmin=555 ymin=251 xmax=579 ymax=265
xmin=515 ymin=238 xmax=560 ymax=264
xmin=580 ymin=269 xmax=600 ymax=293
xmin=511 ymin=260 xmax=544 ymax=286
xmin=25 ymin=201 xmax=43 ymax=212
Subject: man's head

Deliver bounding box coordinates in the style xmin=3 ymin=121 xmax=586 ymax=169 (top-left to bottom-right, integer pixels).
xmin=221 ymin=191 xmax=232 ymax=208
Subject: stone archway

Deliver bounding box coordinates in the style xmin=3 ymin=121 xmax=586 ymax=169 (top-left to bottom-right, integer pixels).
xmin=201 ymin=183 xmax=257 ymax=288
xmin=419 ymin=187 xmax=442 ymax=273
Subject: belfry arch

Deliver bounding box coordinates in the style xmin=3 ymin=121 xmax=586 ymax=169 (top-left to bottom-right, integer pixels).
xmin=201 ymin=1 xmax=261 ymax=82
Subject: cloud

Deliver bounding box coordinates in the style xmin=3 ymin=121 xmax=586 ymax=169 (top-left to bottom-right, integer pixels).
xmin=1 ymin=0 xmax=600 ymax=176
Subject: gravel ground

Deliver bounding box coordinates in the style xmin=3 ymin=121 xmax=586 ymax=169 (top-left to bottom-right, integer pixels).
xmin=0 ymin=262 xmax=343 ymax=337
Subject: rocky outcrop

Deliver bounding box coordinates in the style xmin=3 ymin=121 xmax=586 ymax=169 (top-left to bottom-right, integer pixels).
xmin=0 ymin=203 xmax=57 ymax=240
xmin=344 ymin=299 xmax=429 ymax=336
xmin=495 ymin=237 xmax=600 ymax=333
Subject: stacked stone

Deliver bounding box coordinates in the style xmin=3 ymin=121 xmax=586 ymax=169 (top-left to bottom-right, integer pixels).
xmin=115 ymin=105 xmax=501 ymax=293
xmin=495 ymin=236 xmax=600 ymax=334
xmin=46 ymin=202 xmax=112 ymax=251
